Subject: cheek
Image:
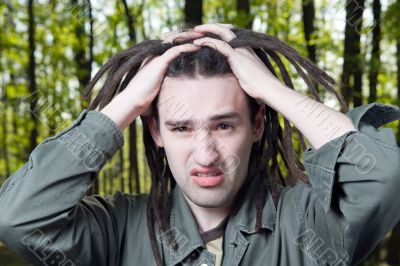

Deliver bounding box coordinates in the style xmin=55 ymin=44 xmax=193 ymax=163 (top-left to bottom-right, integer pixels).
xmin=163 ymin=135 xmax=192 ymax=156
xmin=164 ymin=143 xmax=188 ymax=163
xmin=231 ymin=143 xmax=252 ymax=172
xmin=217 ymin=137 xmax=253 ymax=175
xmin=163 ymin=139 xmax=192 ymax=175
xmin=222 ymin=131 xmax=253 ymax=157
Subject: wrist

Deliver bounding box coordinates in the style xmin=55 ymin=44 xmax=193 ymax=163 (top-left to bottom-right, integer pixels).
xmin=100 ymin=91 xmax=143 ymax=131
xmin=259 ymin=78 xmax=289 ymax=106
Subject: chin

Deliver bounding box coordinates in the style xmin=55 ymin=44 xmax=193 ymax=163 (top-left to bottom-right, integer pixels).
xmin=185 ymin=189 xmax=232 ymax=208
xmin=192 ymin=199 xmax=227 ymax=208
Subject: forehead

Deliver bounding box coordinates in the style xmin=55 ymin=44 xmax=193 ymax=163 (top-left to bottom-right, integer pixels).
xmin=157 ymin=75 xmax=249 ymax=121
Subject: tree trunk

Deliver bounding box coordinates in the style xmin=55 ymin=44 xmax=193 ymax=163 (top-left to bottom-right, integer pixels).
xmin=0 ymin=84 xmax=10 ymax=178
xmin=120 ymin=0 xmax=141 ymax=194
xmin=121 ymin=0 xmax=136 ymax=41
xmin=386 ymin=2 xmax=400 ymax=262
xmin=71 ymin=0 xmax=93 ymax=109
xmin=387 ymin=223 xmax=400 ymax=264
xmin=109 ymin=173 xmax=114 ymax=195
xmin=237 ymin=0 xmax=252 ymax=29
xmin=368 ymin=0 xmax=381 ymax=103
xmin=129 ymin=125 xmax=140 ymax=193
xmin=71 ymin=0 xmax=95 ymax=193
xmin=10 ymin=73 xmax=20 ymax=166
xmin=0 ymin=22 xmax=10 ymax=178
xmin=302 ymin=0 xmax=317 ymax=63
xmin=397 ymin=33 xmax=400 ymax=144
xmin=100 ymin=169 xmax=105 ymax=195
xmin=341 ymin=0 xmax=365 ymax=108
xmin=184 ymin=0 xmax=202 ymax=27
xmin=88 ymin=0 xmax=94 ymax=91
xmin=27 ymin=0 xmax=39 ymax=153
xmin=266 ymin=1 xmax=278 ymax=36
xmin=119 ymin=149 xmax=125 ymax=191
xmin=302 ymin=0 xmax=320 ymax=97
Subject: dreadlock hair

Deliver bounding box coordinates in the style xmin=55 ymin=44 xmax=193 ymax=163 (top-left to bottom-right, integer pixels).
xmin=84 ymin=26 xmax=348 ymax=266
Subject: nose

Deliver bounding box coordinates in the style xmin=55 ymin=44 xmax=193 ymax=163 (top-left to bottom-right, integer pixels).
xmin=192 ymin=128 xmax=221 ymax=167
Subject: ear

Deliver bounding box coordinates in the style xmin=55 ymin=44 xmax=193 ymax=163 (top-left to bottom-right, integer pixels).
xmin=253 ymin=105 xmax=265 ymax=142
xmin=148 ymin=116 xmax=164 ymax=147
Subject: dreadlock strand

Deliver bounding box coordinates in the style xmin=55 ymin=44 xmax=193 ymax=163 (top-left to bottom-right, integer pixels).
xmin=263 ymin=50 xmax=295 ymax=89
xmin=294 ymin=127 xmax=307 ymax=152
xmin=84 ymin=43 xmax=145 ymax=98
xmin=253 ymin=48 xmax=279 ymax=78
xmin=276 ymin=121 xmax=295 ymax=185
xmin=231 ymin=31 xmax=345 ymax=107
xmin=119 ymin=65 xmax=141 ymax=94
xmin=84 ymin=60 xmax=117 ymax=98
xmin=274 ymin=52 xmax=322 ymax=102
xmin=282 ymin=120 xmax=297 ymax=181
xmin=87 ymin=61 xmax=124 ymax=110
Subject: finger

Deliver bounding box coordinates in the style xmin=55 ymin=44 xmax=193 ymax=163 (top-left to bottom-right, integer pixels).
xmin=236 ymin=47 xmax=265 ymax=64
xmin=248 ymin=48 xmax=269 ymax=66
xmin=160 ymin=30 xmax=179 ymax=40
xmin=193 ymin=37 xmax=235 ymax=58
xmin=160 ymin=43 xmax=201 ymax=64
xmin=161 ymin=30 xmax=204 ymax=44
xmin=193 ymin=24 xmax=236 ymax=42
xmin=195 ymin=23 xmax=234 ymax=29
xmin=219 ymin=23 xmax=234 ymax=29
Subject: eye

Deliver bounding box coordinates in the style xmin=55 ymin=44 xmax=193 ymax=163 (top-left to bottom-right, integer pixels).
xmin=172 ymin=126 xmax=189 ymax=133
xmin=218 ymin=123 xmax=233 ymax=130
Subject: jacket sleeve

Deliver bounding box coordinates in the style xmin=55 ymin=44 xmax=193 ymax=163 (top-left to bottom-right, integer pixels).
xmin=0 ymin=110 xmax=133 ymax=266
xmin=301 ymin=102 xmax=400 ymax=265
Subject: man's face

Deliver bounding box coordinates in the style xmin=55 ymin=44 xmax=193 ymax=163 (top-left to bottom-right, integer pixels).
xmin=149 ymin=75 xmax=264 ymax=210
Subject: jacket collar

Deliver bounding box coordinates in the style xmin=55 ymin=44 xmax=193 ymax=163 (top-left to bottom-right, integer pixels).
xmin=228 ymin=167 xmax=277 ymax=234
xmin=164 ymin=166 xmax=277 ymax=265
xmin=162 ymin=187 xmax=204 ymax=265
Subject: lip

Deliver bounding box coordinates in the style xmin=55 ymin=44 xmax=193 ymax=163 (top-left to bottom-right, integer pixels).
xmin=190 ymin=167 xmax=223 ymax=176
xmin=190 ymin=167 xmax=224 ymax=187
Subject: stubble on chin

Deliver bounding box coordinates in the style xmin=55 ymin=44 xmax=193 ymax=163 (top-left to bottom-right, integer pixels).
xmin=181 ymin=183 xmax=237 ymax=209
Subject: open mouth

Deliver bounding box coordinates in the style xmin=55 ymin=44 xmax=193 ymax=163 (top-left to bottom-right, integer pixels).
xmin=193 ymin=172 xmax=221 ymax=177
xmin=191 ymin=168 xmax=224 ymax=187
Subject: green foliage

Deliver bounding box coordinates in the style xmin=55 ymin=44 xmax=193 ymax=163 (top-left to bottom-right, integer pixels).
xmin=384 ymin=0 xmax=400 ymax=40
xmin=0 ymin=0 xmax=399 ymax=197
xmin=0 ymin=242 xmax=29 ymax=266
xmin=0 ymin=0 xmax=399 ymax=264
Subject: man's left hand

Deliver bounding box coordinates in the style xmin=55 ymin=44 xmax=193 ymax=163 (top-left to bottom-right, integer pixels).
xmin=192 ymin=23 xmax=285 ymax=104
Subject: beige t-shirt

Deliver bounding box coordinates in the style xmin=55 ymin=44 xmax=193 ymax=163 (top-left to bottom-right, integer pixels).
xmin=205 ymin=237 xmax=223 ymax=266
xmin=200 ymin=217 xmax=228 ymax=266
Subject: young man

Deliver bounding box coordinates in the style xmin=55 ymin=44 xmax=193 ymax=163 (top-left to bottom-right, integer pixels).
xmin=0 ymin=24 xmax=399 ymax=266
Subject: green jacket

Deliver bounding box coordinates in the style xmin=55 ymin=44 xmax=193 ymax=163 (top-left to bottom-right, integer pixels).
xmin=1 ymin=103 xmax=400 ymax=266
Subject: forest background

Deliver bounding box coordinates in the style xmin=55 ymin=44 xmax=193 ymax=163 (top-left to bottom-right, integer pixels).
xmin=1 ymin=0 xmax=400 ymax=265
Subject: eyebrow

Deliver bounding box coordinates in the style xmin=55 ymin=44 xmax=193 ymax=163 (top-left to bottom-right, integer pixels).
xmin=164 ymin=111 xmax=241 ymax=126
xmin=209 ymin=112 xmax=241 ymax=121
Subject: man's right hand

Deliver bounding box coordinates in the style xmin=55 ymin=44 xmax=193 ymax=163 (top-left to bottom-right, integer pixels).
xmin=100 ymin=41 xmax=201 ymax=131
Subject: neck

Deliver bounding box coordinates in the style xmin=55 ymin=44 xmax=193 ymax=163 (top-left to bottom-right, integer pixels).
xmin=184 ymin=196 xmax=232 ymax=233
